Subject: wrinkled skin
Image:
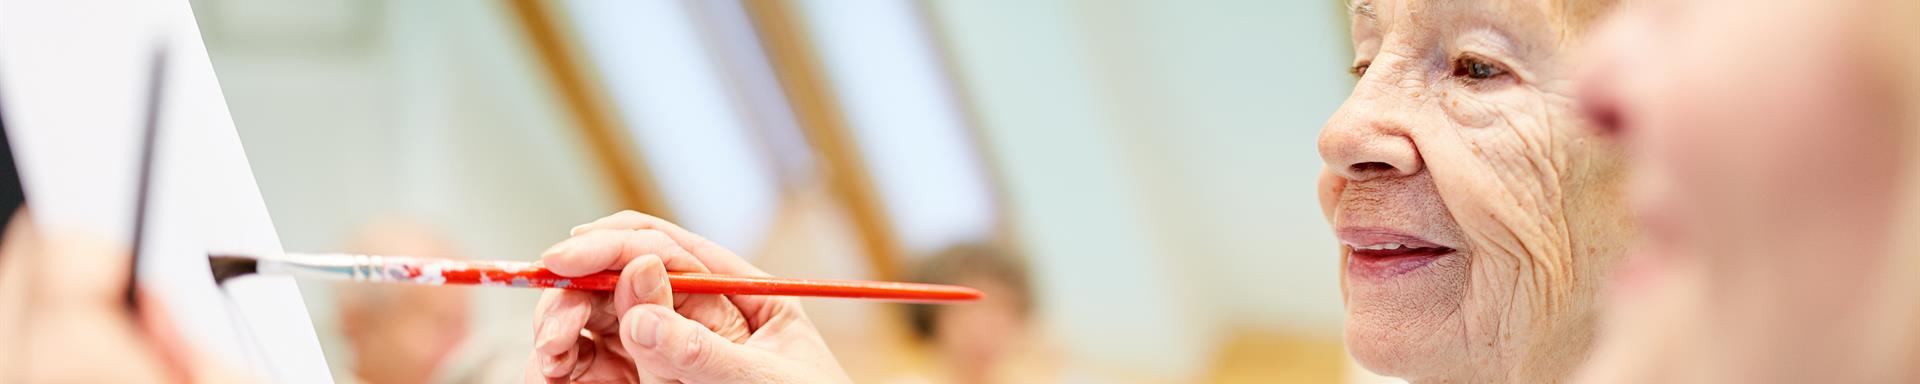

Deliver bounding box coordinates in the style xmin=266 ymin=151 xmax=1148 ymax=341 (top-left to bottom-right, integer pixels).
xmin=1318 ymin=0 xmax=1632 ymax=382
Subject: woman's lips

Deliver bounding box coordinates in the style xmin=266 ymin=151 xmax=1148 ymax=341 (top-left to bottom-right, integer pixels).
xmin=1340 ymin=228 xmax=1458 ymax=279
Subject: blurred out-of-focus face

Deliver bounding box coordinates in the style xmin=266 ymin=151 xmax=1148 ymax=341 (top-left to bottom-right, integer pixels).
xmin=338 ymin=221 xmax=472 ymax=384
xmin=1318 ymin=0 xmax=1630 ymax=381
xmin=1578 ymin=0 xmax=1905 ymax=381
xmin=344 ymin=286 xmax=470 ymax=384
xmin=933 ymin=277 xmax=1025 ymax=379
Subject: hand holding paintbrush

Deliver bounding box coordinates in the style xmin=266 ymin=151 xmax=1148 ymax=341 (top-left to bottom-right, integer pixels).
xmin=228 ymin=212 xmax=868 ymax=382
xmin=214 ymin=213 xmax=960 ymax=380
xmin=208 ymin=212 xmax=918 ymax=382
xmin=529 ymin=211 xmax=859 ymax=382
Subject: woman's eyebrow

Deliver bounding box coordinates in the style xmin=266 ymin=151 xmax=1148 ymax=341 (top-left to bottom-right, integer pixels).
xmin=1349 ymin=0 xmax=1378 ymax=26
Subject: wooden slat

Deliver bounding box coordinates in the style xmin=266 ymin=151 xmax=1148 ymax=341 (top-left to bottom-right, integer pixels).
xmin=506 ymin=0 xmax=672 ymax=218
xmin=740 ymin=0 xmax=904 ymax=280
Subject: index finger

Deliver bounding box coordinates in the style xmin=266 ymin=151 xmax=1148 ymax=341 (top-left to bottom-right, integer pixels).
xmin=569 ymin=211 xmax=766 ymax=276
xmin=540 ymin=229 xmax=705 ymax=277
xmin=572 ymin=211 xmax=782 ymax=327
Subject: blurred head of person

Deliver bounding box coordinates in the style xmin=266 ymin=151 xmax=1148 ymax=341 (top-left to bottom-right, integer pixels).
xmin=336 ymin=219 xmax=471 ymax=384
xmin=906 ymin=243 xmax=1035 ymax=384
xmin=1317 ymin=0 xmax=1631 ymax=381
xmin=1577 ymin=0 xmax=1919 ymax=381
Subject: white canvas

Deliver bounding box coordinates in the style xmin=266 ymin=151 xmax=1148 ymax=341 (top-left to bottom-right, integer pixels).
xmin=0 ymin=0 xmax=333 ymax=382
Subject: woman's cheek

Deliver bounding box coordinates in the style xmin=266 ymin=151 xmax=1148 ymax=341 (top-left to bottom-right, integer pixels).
xmin=1442 ymin=89 xmax=1502 ymax=129
xmin=1431 ymin=90 xmax=1584 ymax=281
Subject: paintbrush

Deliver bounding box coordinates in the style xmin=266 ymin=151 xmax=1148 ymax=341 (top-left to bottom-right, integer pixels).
xmin=208 ymin=252 xmax=982 ymax=302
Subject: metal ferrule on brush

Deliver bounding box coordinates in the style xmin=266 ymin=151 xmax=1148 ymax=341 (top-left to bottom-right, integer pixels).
xmin=262 ymin=253 xmax=411 ymax=283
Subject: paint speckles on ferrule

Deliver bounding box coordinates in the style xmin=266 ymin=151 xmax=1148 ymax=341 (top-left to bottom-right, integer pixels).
xmin=378 ymin=264 xmax=414 ymax=282
xmin=353 ymin=257 xmax=605 ymax=291
xmin=411 ymin=263 xmax=449 ymax=285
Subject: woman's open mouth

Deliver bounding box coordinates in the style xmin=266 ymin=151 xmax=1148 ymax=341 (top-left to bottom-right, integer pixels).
xmin=1340 ymin=228 xmax=1458 ymax=279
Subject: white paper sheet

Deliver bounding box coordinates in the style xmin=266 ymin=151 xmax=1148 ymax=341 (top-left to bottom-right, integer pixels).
xmin=0 ymin=0 xmax=333 ymax=382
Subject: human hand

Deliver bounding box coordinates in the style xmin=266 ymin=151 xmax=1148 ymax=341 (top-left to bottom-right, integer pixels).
xmin=528 ymin=211 xmax=849 ymax=383
xmin=0 ymin=211 xmax=247 ymax=383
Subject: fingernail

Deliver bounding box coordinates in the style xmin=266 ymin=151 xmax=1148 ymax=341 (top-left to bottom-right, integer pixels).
xmin=570 ymin=224 xmax=587 ymax=236
xmin=542 ymin=348 xmax=576 ymax=377
xmin=634 ymin=264 xmax=666 ymax=299
xmin=627 ymin=309 xmax=661 ymax=348
xmin=536 ymin=304 xmax=587 ymax=353
xmin=536 ymin=317 xmax=562 ymax=347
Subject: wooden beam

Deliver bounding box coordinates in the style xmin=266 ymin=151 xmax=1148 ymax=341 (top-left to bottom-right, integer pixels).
xmin=740 ymin=0 xmax=904 ymax=280
xmin=506 ymin=0 xmax=672 ymax=218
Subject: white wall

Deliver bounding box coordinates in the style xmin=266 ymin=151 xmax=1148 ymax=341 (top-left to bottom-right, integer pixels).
xmin=932 ymin=0 xmax=1352 ymax=378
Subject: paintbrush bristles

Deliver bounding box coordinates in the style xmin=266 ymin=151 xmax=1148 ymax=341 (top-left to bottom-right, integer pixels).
xmin=207 ymin=254 xmax=260 ymax=285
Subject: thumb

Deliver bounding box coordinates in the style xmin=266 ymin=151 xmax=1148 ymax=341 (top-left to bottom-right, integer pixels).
xmin=619 ymin=304 xmax=799 ymax=383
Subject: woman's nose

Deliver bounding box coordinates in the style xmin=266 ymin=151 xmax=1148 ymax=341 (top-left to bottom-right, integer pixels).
xmin=1319 ymin=94 xmax=1423 ymax=182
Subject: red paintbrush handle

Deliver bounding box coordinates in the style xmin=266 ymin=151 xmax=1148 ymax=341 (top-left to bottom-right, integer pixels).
xmin=667 ymin=273 xmax=985 ymax=302
xmin=425 ymin=261 xmax=982 ymax=302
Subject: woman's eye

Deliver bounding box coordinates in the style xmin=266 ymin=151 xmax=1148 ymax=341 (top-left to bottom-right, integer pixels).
xmin=1452 ymin=56 xmax=1509 ymax=81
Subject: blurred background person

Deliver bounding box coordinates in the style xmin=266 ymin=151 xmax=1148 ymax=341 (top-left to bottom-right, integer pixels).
xmin=1575 ymin=0 xmax=1919 ymax=382
xmin=1317 ymin=0 xmax=1631 ymax=381
xmin=335 ymin=218 xmax=518 ymax=384
xmin=894 ymin=244 xmax=1075 ymax=384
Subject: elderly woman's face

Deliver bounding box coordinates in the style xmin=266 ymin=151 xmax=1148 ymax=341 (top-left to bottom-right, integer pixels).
xmin=1317 ymin=0 xmax=1630 ymax=381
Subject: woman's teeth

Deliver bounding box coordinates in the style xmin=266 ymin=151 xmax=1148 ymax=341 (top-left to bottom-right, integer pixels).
xmin=1352 ymin=243 xmax=1407 ymax=251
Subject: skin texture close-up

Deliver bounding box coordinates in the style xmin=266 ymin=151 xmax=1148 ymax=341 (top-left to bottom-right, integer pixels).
xmin=1318 ymin=0 xmax=1630 ymax=381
